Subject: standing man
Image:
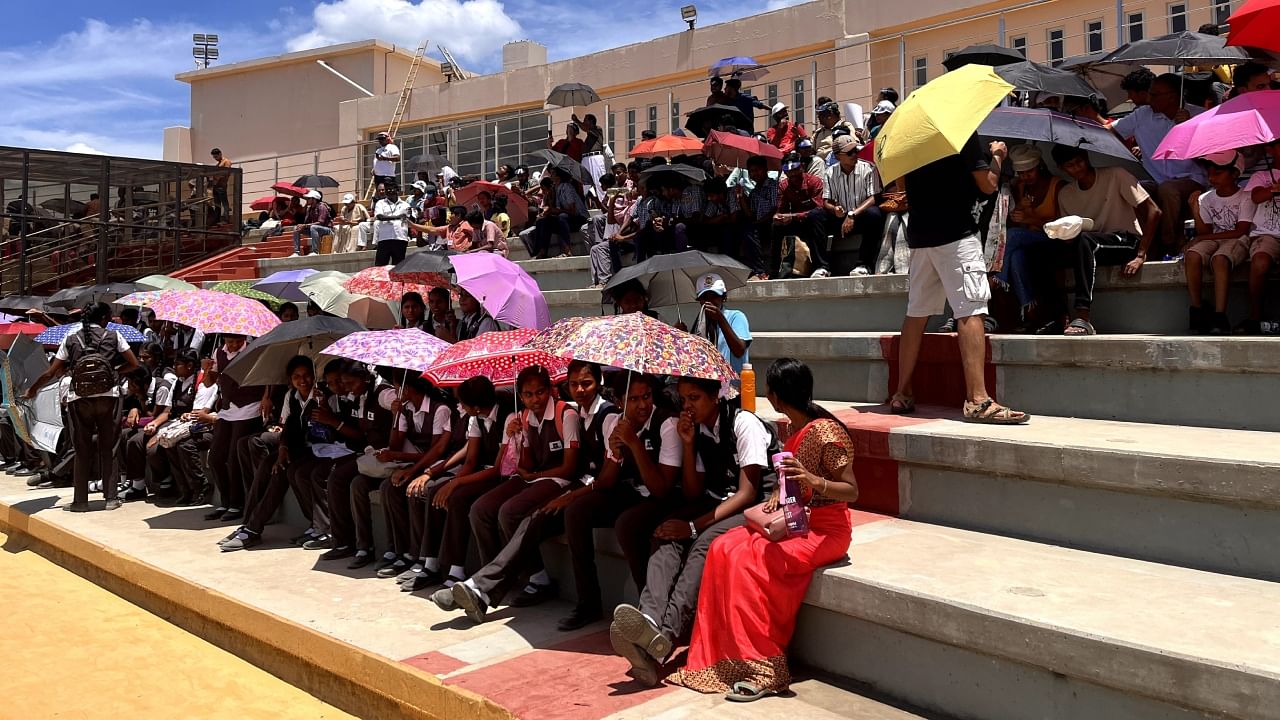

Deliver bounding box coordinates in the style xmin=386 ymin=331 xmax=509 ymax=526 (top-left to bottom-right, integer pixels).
xmin=573 ymin=113 xmax=608 ymax=201
xmin=373 ymin=185 xmax=411 ymax=266
xmin=25 ymin=302 xmax=140 ymax=512
xmin=736 ymin=156 xmax=779 ymax=280
xmin=890 ymin=135 xmax=1029 ymax=424
xmin=722 ymin=78 xmax=768 ymax=134
xmin=210 ymin=148 xmax=233 ymax=224
xmin=372 ymin=132 xmax=400 ymax=192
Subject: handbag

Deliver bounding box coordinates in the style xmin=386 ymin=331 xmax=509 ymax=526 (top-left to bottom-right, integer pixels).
xmin=356 ymin=448 xmax=409 ymax=479
xmin=778 ymin=235 xmax=812 ymax=278
xmin=744 ymin=501 xmax=811 ymax=542
xmin=157 ymin=419 xmax=198 ymax=448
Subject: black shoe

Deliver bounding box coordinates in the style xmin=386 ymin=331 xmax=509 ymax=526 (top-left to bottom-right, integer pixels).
xmin=220 ymin=509 xmax=244 ymax=522
xmin=178 ymin=495 xmax=203 ymax=507
xmin=26 ymin=473 xmax=46 ymax=487
xmin=103 ymin=499 xmax=123 ymax=511
xmin=1235 ymin=319 xmax=1262 ymax=336
xmin=120 ymin=487 xmax=148 ymax=503
xmin=377 ymin=558 xmax=409 ymax=579
xmin=346 ymin=549 xmax=376 ymax=569
xmin=290 ymin=530 xmax=317 ymax=546
xmin=157 ymin=494 xmax=190 ymax=508
xmin=318 ymin=545 xmax=355 ymax=561
xmin=936 ymin=317 xmax=957 ymax=333
xmin=557 ymin=604 xmax=604 ymax=632
xmin=203 ymin=507 xmax=228 ymax=521
xmin=221 ymin=529 xmax=261 ymax=552
xmin=400 ymin=569 xmax=445 ymax=592
xmin=217 ymin=527 xmax=245 ymax=546
xmin=510 ymin=580 xmax=557 ymax=608
xmin=302 ymin=534 xmax=332 ymax=551
xmin=1209 ymin=312 xmax=1232 ymax=335
xmin=11 ymin=467 xmax=37 ymax=477
xmin=451 ymin=583 xmax=489 ymax=623
xmin=66 ymin=502 xmax=91 ymax=513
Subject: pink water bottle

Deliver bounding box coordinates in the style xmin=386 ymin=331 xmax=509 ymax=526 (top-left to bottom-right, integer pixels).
xmin=772 ymin=451 xmax=809 ymax=536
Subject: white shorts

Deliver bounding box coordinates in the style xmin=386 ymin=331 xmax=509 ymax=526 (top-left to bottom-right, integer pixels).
xmin=905 ymin=232 xmax=991 ymax=319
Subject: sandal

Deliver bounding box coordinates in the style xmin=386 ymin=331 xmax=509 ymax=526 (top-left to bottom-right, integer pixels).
xmin=936 ymin=317 xmax=957 ymax=333
xmin=888 ymin=393 xmax=916 ymax=415
xmin=725 ymin=681 xmax=776 ymax=703
xmin=963 ymin=399 xmax=1030 ymax=425
xmin=1063 ymin=318 xmax=1096 ymax=336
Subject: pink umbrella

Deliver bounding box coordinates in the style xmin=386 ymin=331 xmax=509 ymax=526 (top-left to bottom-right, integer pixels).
xmin=150 ymin=289 xmax=281 ymax=337
xmin=1154 ymin=89 xmax=1280 ymax=160
xmin=423 ymin=328 xmax=569 ymax=388
xmin=450 ymin=253 xmax=550 ymax=330
xmin=453 ymin=181 xmax=529 ymax=228
xmin=343 ymin=265 xmax=442 ymax=303
xmin=321 ymin=328 xmax=451 ymax=372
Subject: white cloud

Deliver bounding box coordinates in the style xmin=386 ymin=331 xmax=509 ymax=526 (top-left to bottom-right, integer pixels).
xmin=63 ymin=142 xmax=106 ymax=155
xmin=287 ymin=0 xmax=522 ymax=66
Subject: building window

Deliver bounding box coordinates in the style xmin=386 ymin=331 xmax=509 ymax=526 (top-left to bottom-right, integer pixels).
xmin=792 ymin=79 xmax=806 ymax=125
xmin=671 ymin=102 xmax=680 ymax=134
xmin=913 ymin=56 xmax=928 ymax=88
xmin=626 ymin=109 xmax=636 ymax=151
xmin=766 ymin=84 xmax=779 ymax=111
xmin=607 ymin=112 xmax=615 ymax=151
xmin=1010 ymin=36 xmax=1027 ymax=58
xmin=1168 ymin=3 xmax=1187 ymax=33
xmin=646 ymin=105 xmax=658 ymax=135
xmin=1128 ymin=12 xmax=1144 ymax=42
xmin=1086 ymin=20 xmax=1104 ymax=53
xmin=1213 ymin=0 xmax=1232 ymax=25
xmin=1048 ymin=29 xmax=1065 ymax=62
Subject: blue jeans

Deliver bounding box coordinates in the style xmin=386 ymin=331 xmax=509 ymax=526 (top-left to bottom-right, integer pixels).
xmin=997 ymin=227 xmax=1056 ymax=308
xmin=292 ymin=225 xmax=333 ymax=255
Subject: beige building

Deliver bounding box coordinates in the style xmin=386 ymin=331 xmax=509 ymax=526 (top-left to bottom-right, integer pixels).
xmin=164 ymin=0 xmax=1242 ymax=207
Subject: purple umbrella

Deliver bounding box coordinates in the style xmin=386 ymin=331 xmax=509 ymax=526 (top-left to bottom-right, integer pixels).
xmin=449 ymin=253 xmax=550 ymax=330
xmin=320 ymin=328 xmax=452 ymax=372
xmin=709 ymin=56 xmax=768 ymax=81
xmin=254 ymin=269 xmax=318 ymax=302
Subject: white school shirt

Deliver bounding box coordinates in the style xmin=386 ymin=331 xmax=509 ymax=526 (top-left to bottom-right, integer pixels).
xmin=693 ymin=411 xmax=770 ymax=476
xmin=504 ymin=402 xmax=582 ymax=487
xmin=54 ymin=328 xmax=132 ymax=402
xmin=214 ymin=346 xmax=260 ymax=422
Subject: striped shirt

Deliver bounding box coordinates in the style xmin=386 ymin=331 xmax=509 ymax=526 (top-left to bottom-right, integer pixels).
xmin=823 ymin=160 xmax=882 ymax=210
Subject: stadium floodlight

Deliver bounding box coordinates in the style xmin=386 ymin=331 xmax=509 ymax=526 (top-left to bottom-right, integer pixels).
xmin=681 ymin=5 xmax=697 ymax=30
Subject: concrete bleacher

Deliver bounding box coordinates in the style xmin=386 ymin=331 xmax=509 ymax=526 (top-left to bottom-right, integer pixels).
xmin=242 ymin=242 xmax=1280 ymax=719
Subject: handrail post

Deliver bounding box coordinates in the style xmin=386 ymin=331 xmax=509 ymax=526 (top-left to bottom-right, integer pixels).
xmin=18 ymin=150 xmax=30 ymax=294
xmin=97 ymin=157 xmax=109 ymax=285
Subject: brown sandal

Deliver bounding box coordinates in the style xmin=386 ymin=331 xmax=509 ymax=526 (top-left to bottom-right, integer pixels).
xmin=963 ymin=399 xmax=1030 ymax=425
xmin=888 ymin=393 xmax=916 ymax=415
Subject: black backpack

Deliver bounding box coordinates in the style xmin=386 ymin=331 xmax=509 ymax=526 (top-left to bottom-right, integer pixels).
xmin=68 ymin=325 xmax=121 ymax=397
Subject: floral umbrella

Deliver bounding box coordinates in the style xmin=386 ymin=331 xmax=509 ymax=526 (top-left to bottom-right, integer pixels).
xmin=423 ymin=328 xmax=569 ymax=388
xmin=150 ymin=289 xmax=281 ymax=337
xmin=322 ymin=328 xmax=452 ymax=373
xmin=344 ymin=265 xmax=441 ymax=303
xmin=527 ymin=313 xmax=735 ymax=382
xmin=116 ymin=290 xmax=166 ymax=307
xmin=212 ymin=280 xmax=286 ymax=312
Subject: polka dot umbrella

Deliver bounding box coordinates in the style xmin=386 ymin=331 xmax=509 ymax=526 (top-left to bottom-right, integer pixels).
xmin=422 ymin=328 xmax=569 ymax=388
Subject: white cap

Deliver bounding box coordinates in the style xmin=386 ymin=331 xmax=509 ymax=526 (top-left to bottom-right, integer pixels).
xmin=1201 ymin=149 xmax=1244 ymax=173
xmin=342 ymin=192 xmax=355 ymax=203
xmin=771 ymin=102 xmax=788 ymax=117
xmin=304 ymin=189 xmax=321 ymax=200
xmin=696 ymin=272 xmax=727 ymax=297
xmin=872 ymin=100 xmax=896 ymax=114
xmin=412 ymin=180 xmax=428 ymax=191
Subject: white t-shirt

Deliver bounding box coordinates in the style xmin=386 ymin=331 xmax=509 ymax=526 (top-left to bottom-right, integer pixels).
xmin=373 ymin=143 xmax=400 ymax=176
xmin=55 ymin=326 xmax=131 ymax=402
xmin=1197 ymin=187 xmax=1257 ymax=235
xmin=1245 ymin=170 xmax=1280 ymax=237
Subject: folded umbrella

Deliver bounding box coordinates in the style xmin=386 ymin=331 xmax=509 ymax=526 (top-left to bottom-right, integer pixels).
xmin=602 ymin=250 xmax=752 ymax=308
xmin=424 ymin=328 xmax=568 ymax=388
xmin=150 ymin=289 xmax=281 ymax=337
xmin=222 ymin=316 xmax=366 ymax=386
xmin=388 ymin=249 xmax=457 ymax=287
xmin=709 ymin=57 xmax=768 ymax=81
xmin=35 ymin=322 xmax=144 ymax=346
xmin=978 ymin=107 xmax=1136 ymax=162
xmin=253 ymin=269 xmax=318 ymax=302
xmin=629 ymin=134 xmax=707 ymax=160
xmin=1227 ymin=0 xmax=1280 ymax=53
xmin=685 ymin=105 xmax=751 ymax=136
xmin=322 ymin=328 xmax=451 ymax=373
xmin=702 ymin=130 xmax=785 ymax=170
xmin=136 ymin=275 xmax=197 ymax=292
xmin=450 ymin=253 xmax=550 ymax=330
xmin=527 ymin=313 xmax=735 ymax=383
xmin=546 ymin=83 xmax=601 ymax=108
xmin=294 ymin=175 xmax=340 ymax=189
xmin=942 ymin=44 xmax=1026 ymax=71
xmin=344 ymin=265 xmax=442 ymax=303
xmin=874 ymin=63 xmax=1015 ymax=182
xmin=453 ymin=181 xmax=529 ymax=227
xmin=1154 ymin=89 xmax=1280 ymax=160
xmin=211 ymin=280 xmax=286 ymax=312
xmin=994 ymin=60 xmax=1098 ymax=98
xmin=1098 ymin=30 xmax=1251 ymax=67
xmin=530 ymin=148 xmax=592 ymax=185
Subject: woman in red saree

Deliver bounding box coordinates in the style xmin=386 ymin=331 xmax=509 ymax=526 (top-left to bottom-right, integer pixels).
xmin=672 ymin=358 xmax=859 ymax=702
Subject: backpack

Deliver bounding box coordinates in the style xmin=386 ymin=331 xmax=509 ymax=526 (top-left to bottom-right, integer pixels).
xmin=68 ymin=325 xmax=121 ymax=397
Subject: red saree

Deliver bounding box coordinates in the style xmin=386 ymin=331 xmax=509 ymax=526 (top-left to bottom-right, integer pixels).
xmin=672 ymin=418 xmax=854 ymax=694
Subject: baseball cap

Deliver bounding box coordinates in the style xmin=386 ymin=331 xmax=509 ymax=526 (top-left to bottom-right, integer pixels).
xmin=304 ymin=189 xmax=321 ymax=200
xmin=1201 ymin=149 xmax=1243 ymax=172
xmin=696 ymin=272 xmax=727 ymax=297
xmin=771 ymin=102 xmax=788 ymax=117
xmin=816 ymin=101 xmax=839 ymax=115
xmin=831 ymin=135 xmax=858 ymax=154
xmin=797 ymin=138 xmax=814 ymax=150
xmin=375 ymin=131 xmax=390 ymax=139
xmin=782 ymin=159 xmax=804 ymax=172
xmin=412 ymin=180 xmax=428 ymax=191
xmin=341 ymin=192 xmax=355 ymax=203
xmin=872 ymin=100 xmax=896 ymax=114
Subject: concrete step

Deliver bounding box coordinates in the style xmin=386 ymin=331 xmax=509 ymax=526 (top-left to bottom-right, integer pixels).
xmin=747 ymin=332 xmax=1280 ymax=432
xmin=755 ymin=400 xmax=1280 ymax=580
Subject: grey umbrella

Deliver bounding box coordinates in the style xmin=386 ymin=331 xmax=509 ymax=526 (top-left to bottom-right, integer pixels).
xmin=995 ymin=61 xmax=1099 ymax=98
xmin=943 ymin=44 xmax=1026 ymax=71
xmin=546 ymin=83 xmax=601 ymax=108
xmin=602 ymin=250 xmax=751 ymax=308
xmin=1097 ymin=31 xmax=1250 ymax=67
xmin=530 ymin=148 xmax=592 ymax=184
xmin=408 ymin=153 xmax=450 ymax=175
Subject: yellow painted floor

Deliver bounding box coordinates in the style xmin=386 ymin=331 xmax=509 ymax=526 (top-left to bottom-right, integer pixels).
xmin=0 ymin=530 xmax=357 ymax=720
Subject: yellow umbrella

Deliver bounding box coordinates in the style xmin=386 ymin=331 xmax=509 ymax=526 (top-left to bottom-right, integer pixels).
xmin=874 ymin=64 xmax=1014 ymax=183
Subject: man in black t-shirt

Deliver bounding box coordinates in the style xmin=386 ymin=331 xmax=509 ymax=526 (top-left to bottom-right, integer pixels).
xmin=891 ymin=134 xmax=1029 ymax=424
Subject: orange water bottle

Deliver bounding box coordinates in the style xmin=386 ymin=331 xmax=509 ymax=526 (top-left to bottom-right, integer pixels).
xmin=740 ymin=363 xmax=756 ymax=412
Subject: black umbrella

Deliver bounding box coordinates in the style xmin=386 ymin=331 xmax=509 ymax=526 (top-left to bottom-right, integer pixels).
xmin=39 ymin=198 xmax=86 ymax=215
xmin=529 ymin=148 xmax=592 ymax=184
xmin=978 ymin=107 xmax=1137 ymax=162
xmin=389 ymin=249 xmax=458 ymax=284
xmin=546 ymin=83 xmax=601 ymax=108
xmin=408 ymin=153 xmax=450 ymax=175
xmin=995 ymin=61 xmax=1099 ymax=98
xmin=639 ymin=164 xmax=707 ymax=186
xmin=684 ymin=104 xmax=751 ymax=136
xmin=47 ymin=282 xmax=145 ymax=309
xmin=0 ymin=295 xmax=50 ymax=315
xmin=295 ymin=175 xmax=341 ymax=189
xmin=1097 ymin=31 xmax=1250 ymax=67
xmin=943 ymin=44 xmax=1026 ymax=71
xmin=602 ymin=250 xmax=751 ymax=308
xmin=222 ymin=316 xmax=366 ymax=386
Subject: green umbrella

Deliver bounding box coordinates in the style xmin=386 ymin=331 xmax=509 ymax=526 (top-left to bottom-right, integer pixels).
xmin=212 ymin=280 xmax=286 ymax=312
xmin=136 ymin=274 xmax=198 ymax=292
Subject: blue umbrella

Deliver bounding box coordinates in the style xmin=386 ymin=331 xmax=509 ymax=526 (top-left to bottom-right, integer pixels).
xmin=254 ymin=269 xmax=318 ymax=302
xmin=709 ymin=57 xmax=768 ymax=81
xmin=35 ymin=322 xmax=145 ymax=346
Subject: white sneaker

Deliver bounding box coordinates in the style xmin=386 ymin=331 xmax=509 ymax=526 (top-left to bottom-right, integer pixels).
xmin=810 ymin=268 xmax=830 ymax=279
xmin=849 ymin=265 xmax=870 ymax=276
xmin=288 ymin=252 xmax=300 ymax=258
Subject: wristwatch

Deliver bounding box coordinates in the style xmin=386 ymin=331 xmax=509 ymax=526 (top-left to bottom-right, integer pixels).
xmin=688 ymin=521 xmax=699 ymax=539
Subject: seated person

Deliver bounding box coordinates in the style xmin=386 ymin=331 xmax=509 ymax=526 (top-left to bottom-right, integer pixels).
xmin=119 ymin=367 xmax=172 ymax=502
xmin=771 ymin=155 xmax=831 ymax=278
xmin=1241 ymin=139 xmax=1280 ymax=335
xmin=533 ymin=169 xmax=589 ymax=259
xmin=822 ymin=135 xmax=885 ymax=277
xmin=1048 ymin=144 xmax=1161 ymax=335
xmin=693 ymin=179 xmax=742 ymax=258
xmin=1184 ymin=151 xmax=1255 ymax=334
xmin=158 ymin=355 xmax=219 ymax=507
xmin=995 ymin=145 xmax=1066 ymax=330
xmin=465 ymin=210 xmax=507 ymax=256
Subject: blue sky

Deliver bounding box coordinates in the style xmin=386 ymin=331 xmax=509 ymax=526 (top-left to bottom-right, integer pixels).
xmin=0 ymin=0 xmax=803 ymax=159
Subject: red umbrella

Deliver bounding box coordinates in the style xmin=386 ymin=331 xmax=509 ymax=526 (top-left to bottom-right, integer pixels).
xmin=270 ymin=182 xmax=307 ymax=197
xmin=702 ymin=130 xmax=785 ymax=171
xmin=858 ymin=138 xmax=876 ymax=164
xmin=423 ymin=329 xmax=570 ymax=388
xmin=249 ymin=195 xmax=279 ymax=211
xmin=1226 ymin=0 xmax=1280 ymax=52
xmin=630 ymin=134 xmax=706 ymax=159
xmin=453 ymin=181 xmax=529 ymax=228
xmin=0 ymin=321 xmax=47 ymax=350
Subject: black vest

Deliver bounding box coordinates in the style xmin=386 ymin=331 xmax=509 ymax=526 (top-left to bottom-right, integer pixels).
xmin=618 ymin=410 xmax=671 ymax=493
xmin=577 ymin=400 xmax=620 ymax=477
xmin=527 ymin=402 xmax=570 ymax=474
xmin=215 ymin=347 xmax=263 ymax=411
xmin=693 ymin=407 xmax=774 ymax=502
xmin=169 ymin=376 xmax=198 ymax=417
xmin=403 ymin=398 xmax=436 ymax=451
xmin=351 ymin=383 xmax=396 ymax=449
xmin=471 ymin=410 xmax=506 ymax=465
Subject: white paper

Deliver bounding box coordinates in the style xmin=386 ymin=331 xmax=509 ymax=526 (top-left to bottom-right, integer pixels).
xmin=845 ymin=102 xmax=865 ymax=131
xmin=310 ymin=442 xmax=355 ymax=459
